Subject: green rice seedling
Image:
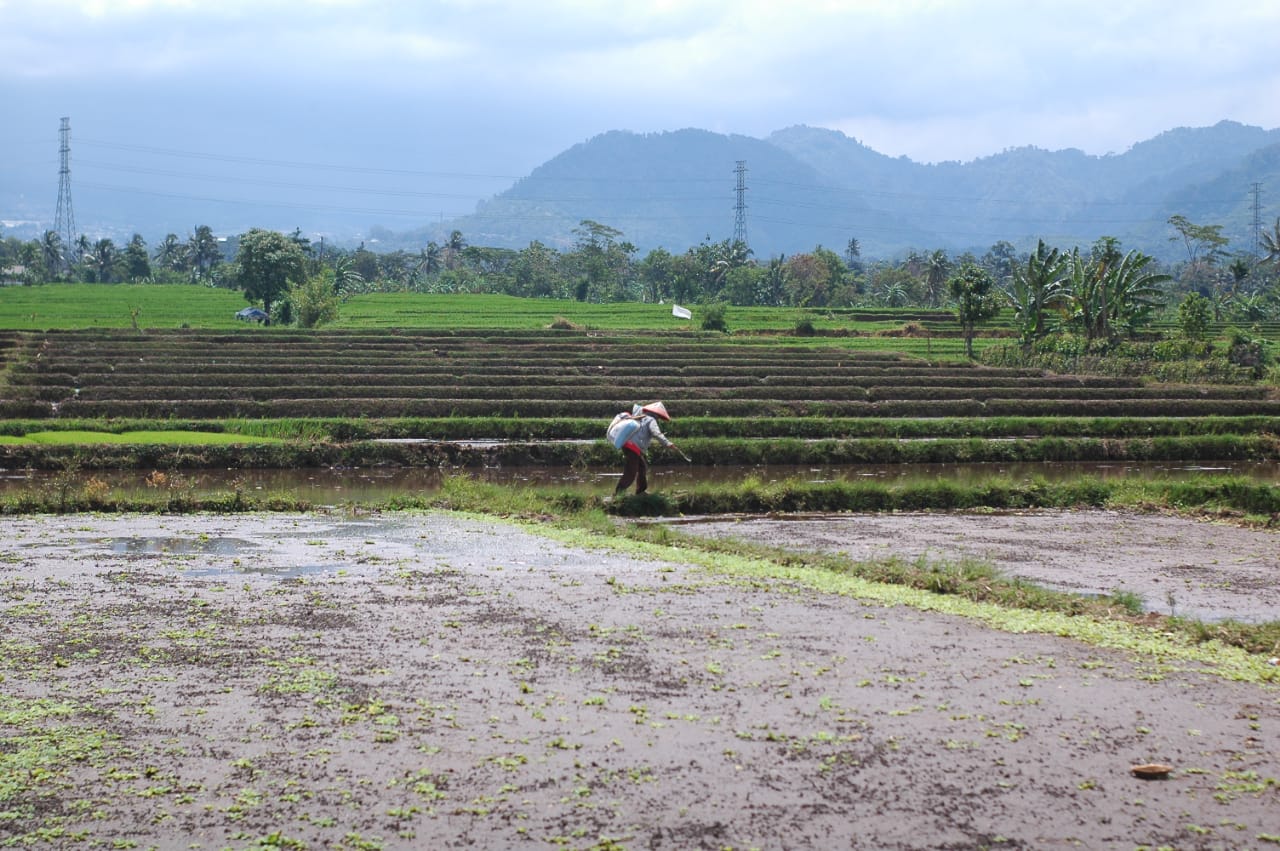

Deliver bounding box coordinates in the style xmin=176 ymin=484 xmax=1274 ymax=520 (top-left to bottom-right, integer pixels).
xmin=1107 ymin=590 xmax=1146 ymax=615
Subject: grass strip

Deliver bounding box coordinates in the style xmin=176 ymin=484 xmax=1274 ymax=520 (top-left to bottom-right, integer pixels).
xmin=602 ymin=475 xmax=1280 ymax=518
xmin=525 ymin=519 xmax=1277 ymax=685
xmin=22 ymin=430 xmax=284 ymax=445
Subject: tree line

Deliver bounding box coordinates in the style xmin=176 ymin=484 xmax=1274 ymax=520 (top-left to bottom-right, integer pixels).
xmin=3 ymin=215 xmax=1278 ymax=341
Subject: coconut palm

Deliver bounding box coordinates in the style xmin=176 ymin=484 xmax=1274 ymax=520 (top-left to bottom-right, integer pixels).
xmin=39 ymin=231 xmax=64 ymax=279
xmin=186 ymin=225 xmax=221 ymax=282
xmin=922 ymin=249 xmax=950 ymax=307
xmin=153 ymin=233 xmax=185 ymax=272
xmin=87 ymin=238 xmax=120 ymax=283
xmin=417 ymin=242 xmax=443 ymax=277
xmin=444 ymin=230 xmax=467 ymax=270
xmin=1261 ymin=217 xmax=1280 ymax=265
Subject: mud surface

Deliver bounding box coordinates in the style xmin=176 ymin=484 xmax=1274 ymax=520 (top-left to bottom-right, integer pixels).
xmin=2 ymin=510 xmax=1278 ymax=850
xmin=670 ymin=509 xmax=1280 ymax=623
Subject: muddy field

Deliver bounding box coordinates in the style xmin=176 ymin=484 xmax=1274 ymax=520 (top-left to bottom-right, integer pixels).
xmin=669 ymin=509 xmax=1280 ymax=624
xmin=2 ymin=509 xmax=1279 ymax=849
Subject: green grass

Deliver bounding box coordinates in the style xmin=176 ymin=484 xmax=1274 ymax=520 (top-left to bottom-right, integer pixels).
xmin=0 ymin=284 xmax=251 ymax=330
xmin=0 ymin=285 xmax=982 ymax=343
xmin=21 ymin=430 xmax=284 ymax=445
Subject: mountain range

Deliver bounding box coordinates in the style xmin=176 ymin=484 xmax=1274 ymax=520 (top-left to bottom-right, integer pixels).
xmin=403 ymin=120 xmax=1279 ymax=263
xmin=6 ymin=120 xmax=1277 ymax=264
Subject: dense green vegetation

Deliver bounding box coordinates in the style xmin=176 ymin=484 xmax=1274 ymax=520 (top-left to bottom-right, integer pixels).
xmin=5 ymin=211 xmax=1278 ymax=332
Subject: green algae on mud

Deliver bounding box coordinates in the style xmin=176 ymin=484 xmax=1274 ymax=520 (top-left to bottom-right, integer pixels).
xmin=518 ymin=517 xmax=1280 ymax=686
xmin=2 ymin=509 xmax=1279 ymax=849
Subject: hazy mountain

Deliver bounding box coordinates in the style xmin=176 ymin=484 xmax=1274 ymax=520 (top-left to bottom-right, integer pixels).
xmin=393 ymin=128 xmax=932 ymax=257
xmin=5 ymin=120 xmax=1277 ymax=263
xmin=764 ymin=120 xmax=1280 ymax=260
xmin=420 ymin=120 xmax=1279 ymax=261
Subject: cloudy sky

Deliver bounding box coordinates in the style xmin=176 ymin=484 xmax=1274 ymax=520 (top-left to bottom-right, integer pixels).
xmin=3 ymin=0 xmax=1279 ymax=232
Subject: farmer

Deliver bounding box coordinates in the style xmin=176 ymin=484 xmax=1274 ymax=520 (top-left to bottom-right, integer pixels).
xmin=610 ymin=401 xmax=678 ymax=496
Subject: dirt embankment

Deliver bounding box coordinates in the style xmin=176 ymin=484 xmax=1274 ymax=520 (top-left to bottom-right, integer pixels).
xmin=1 ymin=510 xmax=1278 ymax=850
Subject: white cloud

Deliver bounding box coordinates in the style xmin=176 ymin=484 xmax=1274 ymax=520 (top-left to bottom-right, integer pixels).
xmin=1 ymin=0 xmax=1277 ymax=163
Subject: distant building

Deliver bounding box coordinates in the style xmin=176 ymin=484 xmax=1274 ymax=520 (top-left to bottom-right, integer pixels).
xmin=0 ymin=264 xmax=28 ymax=285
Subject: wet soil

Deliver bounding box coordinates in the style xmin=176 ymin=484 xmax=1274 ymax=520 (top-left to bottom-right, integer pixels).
xmin=2 ymin=510 xmax=1278 ymax=849
xmin=669 ymin=509 xmax=1280 ymax=624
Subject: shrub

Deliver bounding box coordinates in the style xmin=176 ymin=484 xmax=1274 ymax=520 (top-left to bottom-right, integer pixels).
xmin=700 ymin=303 xmax=729 ymax=333
xmin=1177 ymin=292 xmax=1212 ymax=340
xmin=792 ymin=318 xmax=816 ymax=337
xmin=291 ymin=272 xmax=341 ymax=328
xmin=1225 ymin=327 xmax=1271 ymax=379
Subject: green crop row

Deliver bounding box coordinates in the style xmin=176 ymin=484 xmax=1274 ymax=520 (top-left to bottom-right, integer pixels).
xmin=1 ymin=414 xmax=1275 ymax=442
xmin=6 ymin=395 xmax=1280 ymax=421
xmin=24 ymin=371 xmax=1134 ymax=392
xmin=24 ymin=381 xmax=1267 ymax=407
xmin=612 ymin=474 xmax=1280 ymax=518
xmin=2 ymin=433 xmax=1274 ymax=471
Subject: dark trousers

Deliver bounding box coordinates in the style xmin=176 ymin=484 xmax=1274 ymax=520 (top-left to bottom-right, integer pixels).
xmin=615 ymin=449 xmax=647 ymax=494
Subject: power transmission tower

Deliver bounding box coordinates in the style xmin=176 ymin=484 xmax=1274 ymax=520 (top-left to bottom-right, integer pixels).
xmin=53 ymin=117 xmax=77 ymax=266
xmin=732 ymin=160 xmax=748 ymax=248
xmin=1250 ymin=182 xmax=1262 ymax=258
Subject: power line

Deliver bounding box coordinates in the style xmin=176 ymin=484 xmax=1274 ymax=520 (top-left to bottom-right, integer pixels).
xmin=78 ymin=138 xmax=521 ymax=182
xmin=76 ymin=137 xmax=726 ymax=186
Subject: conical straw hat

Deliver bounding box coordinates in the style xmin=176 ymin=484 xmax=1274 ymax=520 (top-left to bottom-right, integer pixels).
xmin=641 ymin=401 xmax=670 ymax=421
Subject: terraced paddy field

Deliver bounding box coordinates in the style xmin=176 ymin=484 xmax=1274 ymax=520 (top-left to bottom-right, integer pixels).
xmin=0 ymin=327 xmax=1277 ymax=475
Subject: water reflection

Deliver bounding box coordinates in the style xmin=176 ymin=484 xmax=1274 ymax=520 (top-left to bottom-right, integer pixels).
xmin=2 ymin=460 xmax=1276 ymax=505
xmin=106 ymin=536 xmax=255 ymax=556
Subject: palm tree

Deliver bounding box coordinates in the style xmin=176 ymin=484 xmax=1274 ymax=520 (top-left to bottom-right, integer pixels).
xmin=1260 ymin=217 xmax=1280 ymax=265
xmin=1005 ymin=239 xmax=1067 ymax=348
xmin=153 ymin=233 xmax=184 ymax=272
xmin=1064 ymin=247 xmax=1168 ymax=345
xmin=87 ymin=238 xmax=119 ymax=283
xmin=1230 ymin=292 xmax=1274 ymax=323
xmin=844 ymin=237 xmax=862 ymax=271
xmin=331 ymin=255 xmax=365 ymax=296
xmin=417 ymin=242 xmax=442 ymax=277
xmin=444 ymin=230 xmax=466 ymax=270
xmin=923 ymin=249 xmax=950 ymax=307
xmin=186 ymin=225 xmax=221 ymax=282
xmin=877 ymin=279 xmax=909 ymax=308
xmin=1103 ymin=250 xmax=1168 ymax=338
xmin=39 ymin=230 xmax=64 ymax=280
